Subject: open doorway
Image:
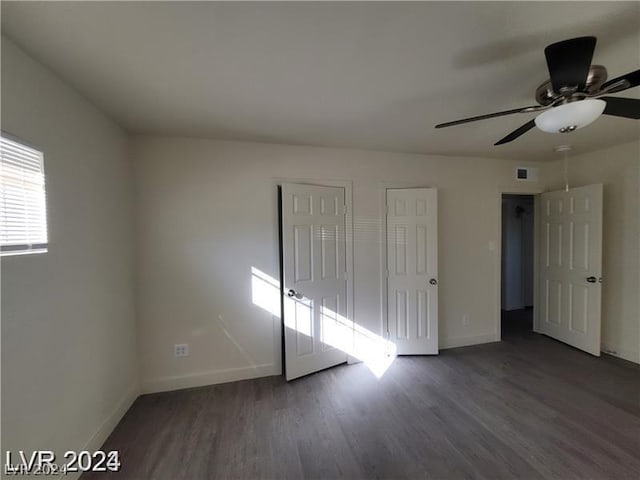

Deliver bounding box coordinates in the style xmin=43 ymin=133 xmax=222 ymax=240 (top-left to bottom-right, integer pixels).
xmin=501 ymin=194 xmax=535 ymax=339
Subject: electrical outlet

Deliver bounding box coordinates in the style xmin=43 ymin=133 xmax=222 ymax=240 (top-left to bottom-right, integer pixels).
xmin=174 ymin=344 xmax=189 ymax=357
xmin=462 ymin=314 xmax=470 ymax=326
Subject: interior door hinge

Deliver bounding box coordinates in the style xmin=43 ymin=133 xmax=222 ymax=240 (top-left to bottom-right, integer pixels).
xmin=342 ymin=204 xmax=347 ymax=215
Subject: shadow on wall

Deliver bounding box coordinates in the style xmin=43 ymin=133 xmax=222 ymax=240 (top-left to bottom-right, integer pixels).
xmin=251 ymin=267 xmax=396 ymax=378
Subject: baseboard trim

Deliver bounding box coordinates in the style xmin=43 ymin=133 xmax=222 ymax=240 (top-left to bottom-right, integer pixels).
xmin=142 ymin=363 xmax=278 ymax=394
xmin=601 ymin=344 xmax=640 ymax=364
xmin=84 ymin=382 xmax=139 ymax=452
xmin=440 ymin=333 xmax=500 ymax=350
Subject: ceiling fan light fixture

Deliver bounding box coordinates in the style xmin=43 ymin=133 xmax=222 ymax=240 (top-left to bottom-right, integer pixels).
xmin=534 ymin=99 xmax=606 ymax=133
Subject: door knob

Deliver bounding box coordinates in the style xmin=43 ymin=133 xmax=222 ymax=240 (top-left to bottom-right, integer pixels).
xmin=287 ymin=289 xmax=304 ymax=299
xmin=429 ymin=278 xmax=438 ymax=285
xmin=586 ymin=276 xmax=597 ymax=283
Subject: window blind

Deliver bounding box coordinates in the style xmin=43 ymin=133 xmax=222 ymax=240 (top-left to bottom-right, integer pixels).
xmin=0 ymin=134 xmax=48 ymax=255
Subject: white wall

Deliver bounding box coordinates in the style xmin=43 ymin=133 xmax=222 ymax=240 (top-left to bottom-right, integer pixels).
xmin=1 ymin=37 xmax=138 ymax=467
xmin=542 ymin=141 xmax=640 ymax=364
xmin=133 ymin=136 xmax=544 ymax=392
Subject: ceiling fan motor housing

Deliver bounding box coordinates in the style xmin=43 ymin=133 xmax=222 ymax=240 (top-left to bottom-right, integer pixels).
xmin=535 ymin=65 xmax=608 ymax=106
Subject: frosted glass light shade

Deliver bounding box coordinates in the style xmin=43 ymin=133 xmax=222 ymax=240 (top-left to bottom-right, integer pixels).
xmin=535 ymin=99 xmax=606 ymax=133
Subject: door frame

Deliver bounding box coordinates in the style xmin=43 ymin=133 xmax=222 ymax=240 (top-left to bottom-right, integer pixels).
xmin=495 ymin=187 xmax=544 ymax=340
xmin=273 ymin=178 xmax=354 ymax=371
xmin=380 ymin=183 xmax=437 ymax=342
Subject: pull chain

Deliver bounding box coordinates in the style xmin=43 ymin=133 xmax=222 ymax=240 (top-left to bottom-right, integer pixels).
xmin=555 ymin=145 xmax=572 ymax=192
xmin=564 ymin=151 xmax=569 ymax=192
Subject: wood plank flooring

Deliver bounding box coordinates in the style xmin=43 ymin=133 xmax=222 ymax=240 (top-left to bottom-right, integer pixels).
xmin=84 ymin=331 xmax=640 ymax=479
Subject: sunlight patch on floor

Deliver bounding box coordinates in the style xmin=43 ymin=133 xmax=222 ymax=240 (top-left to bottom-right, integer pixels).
xmin=251 ymin=267 xmax=396 ymax=378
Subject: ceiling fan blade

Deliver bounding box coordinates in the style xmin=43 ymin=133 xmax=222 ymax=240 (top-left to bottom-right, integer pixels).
xmin=435 ymin=106 xmax=544 ymax=129
xmin=494 ymin=120 xmax=536 ymax=145
xmin=601 ymin=96 xmax=640 ymax=119
xmin=601 ymin=69 xmax=640 ymax=94
xmin=544 ymin=36 xmax=596 ymax=93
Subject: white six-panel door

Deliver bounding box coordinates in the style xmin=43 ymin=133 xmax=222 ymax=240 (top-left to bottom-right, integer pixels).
xmin=281 ymin=183 xmax=348 ymax=380
xmin=536 ymin=184 xmax=603 ymax=356
xmin=387 ymin=188 xmax=438 ymax=355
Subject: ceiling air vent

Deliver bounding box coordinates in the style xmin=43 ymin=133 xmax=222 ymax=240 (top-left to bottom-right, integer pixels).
xmin=515 ymin=167 xmax=538 ymax=182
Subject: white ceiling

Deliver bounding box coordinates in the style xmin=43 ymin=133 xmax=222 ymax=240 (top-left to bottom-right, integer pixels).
xmin=2 ymin=1 xmax=639 ymax=161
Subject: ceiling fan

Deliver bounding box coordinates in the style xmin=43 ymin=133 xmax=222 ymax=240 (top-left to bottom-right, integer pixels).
xmin=435 ymin=36 xmax=640 ymax=145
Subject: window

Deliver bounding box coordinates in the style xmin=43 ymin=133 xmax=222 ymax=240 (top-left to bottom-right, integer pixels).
xmin=0 ymin=133 xmax=48 ymax=256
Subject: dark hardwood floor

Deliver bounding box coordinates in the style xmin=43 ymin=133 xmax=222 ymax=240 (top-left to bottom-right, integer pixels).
xmin=85 ymin=330 xmax=640 ymax=479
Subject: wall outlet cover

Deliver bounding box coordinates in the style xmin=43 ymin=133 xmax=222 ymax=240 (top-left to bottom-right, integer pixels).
xmin=174 ymin=344 xmax=189 ymax=357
